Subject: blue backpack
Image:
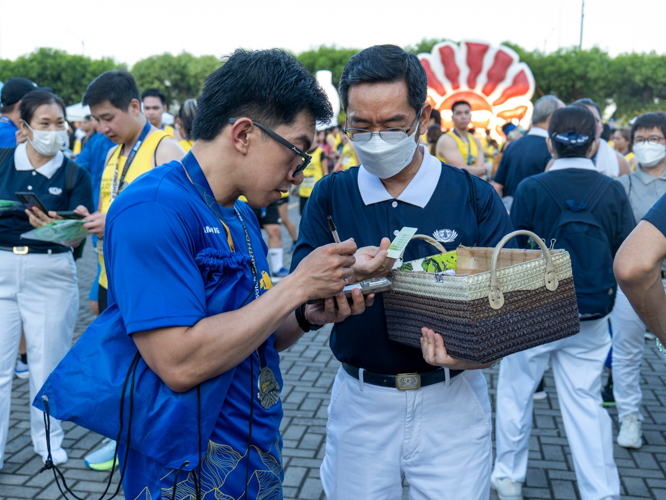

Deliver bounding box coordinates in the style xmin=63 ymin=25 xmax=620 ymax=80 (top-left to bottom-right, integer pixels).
xmin=534 ymin=173 xmax=616 ymax=320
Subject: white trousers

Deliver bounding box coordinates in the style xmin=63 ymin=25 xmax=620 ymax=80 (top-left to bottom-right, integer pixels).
xmin=610 ymin=283 xmax=666 ymax=421
xmin=0 ymin=251 xmax=78 ymax=468
xmin=321 ymin=366 xmax=493 ymax=500
xmin=492 ymin=317 xmax=620 ymax=500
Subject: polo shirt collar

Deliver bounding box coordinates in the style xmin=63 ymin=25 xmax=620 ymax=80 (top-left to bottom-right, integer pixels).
xmin=357 ymin=145 xmax=441 ymax=208
xmin=527 ymin=127 xmax=549 ymax=138
xmin=14 ymin=142 xmax=64 ymax=179
xmin=549 ymin=157 xmax=596 ymax=172
xmin=634 ymin=164 xmax=666 ymax=184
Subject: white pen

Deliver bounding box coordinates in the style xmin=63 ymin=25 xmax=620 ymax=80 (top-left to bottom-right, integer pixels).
xmin=327 ymin=215 xmax=341 ymax=243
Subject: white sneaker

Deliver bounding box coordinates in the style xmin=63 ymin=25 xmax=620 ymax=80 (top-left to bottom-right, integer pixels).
xmin=15 ymin=359 xmax=29 ymax=379
xmin=37 ymin=447 xmax=68 ymax=466
xmin=491 ymin=476 xmax=523 ymax=500
xmin=617 ymin=414 xmax=642 ymax=449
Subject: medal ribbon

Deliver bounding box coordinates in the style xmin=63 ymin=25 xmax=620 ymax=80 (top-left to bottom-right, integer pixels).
xmin=110 ymin=120 xmax=152 ymax=202
xmin=453 ymin=129 xmax=473 ymax=165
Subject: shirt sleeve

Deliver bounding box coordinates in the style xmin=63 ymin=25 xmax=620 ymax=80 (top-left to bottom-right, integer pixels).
xmin=290 ymin=176 xmax=335 ymax=272
xmin=69 ymin=165 xmax=94 ymax=213
xmin=492 ymin=143 xmax=512 ymax=185
xmin=474 ymin=176 xmax=516 ymax=248
xmin=105 ymin=201 xmax=206 ymax=334
xmin=643 ymin=192 xmax=666 ymax=238
xmin=75 ymin=137 xmax=93 ymax=171
xmin=612 ymin=185 xmax=636 ymax=256
xmin=510 ymin=179 xmax=537 ymax=248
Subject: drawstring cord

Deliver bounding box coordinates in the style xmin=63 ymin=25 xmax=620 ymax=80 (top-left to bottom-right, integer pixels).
xmin=244 ymin=354 xmax=255 ymax=500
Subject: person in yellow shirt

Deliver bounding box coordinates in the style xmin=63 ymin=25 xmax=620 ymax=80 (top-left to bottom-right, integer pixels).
xmin=334 ymin=132 xmax=359 ymax=171
xmin=141 ymin=88 xmax=174 ymax=137
xmin=613 ymin=127 xmax=638 ymax=170
xmin=78 ymin=71 xmax=184 ymax=314
xmin=175 ymin=99 xmax=197 ymax=152
xmin=72 ymin=115 xmax=98 ymax=156
xmin=436 ymin=100 xmax=486 ymax=177
xmin=298 ymin=144 xmax=328 ymax=213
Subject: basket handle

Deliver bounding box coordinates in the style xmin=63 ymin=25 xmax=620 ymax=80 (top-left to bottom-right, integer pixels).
xmin=399 ymin=234 xmax=446 ymax=260
xmin=488 ymin=230 xmax=558 ymax=310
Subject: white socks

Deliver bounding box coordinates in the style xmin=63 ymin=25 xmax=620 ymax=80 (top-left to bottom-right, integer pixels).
xmin=268 ymin=248 xmax=284 ymax=273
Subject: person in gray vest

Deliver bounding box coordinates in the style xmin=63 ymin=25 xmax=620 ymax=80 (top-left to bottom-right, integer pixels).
xmin=609 ymin=111 xmax=666 ymax=449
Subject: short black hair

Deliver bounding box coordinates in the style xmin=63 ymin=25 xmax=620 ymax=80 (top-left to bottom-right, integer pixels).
xmin=601 ymin=122 xmax=611 ymax=141
xmin=451 ymin=100 xmax=471 ymax=113
xmin=192 ymin=49 xmax=332 ymax=141
xmin=572 ymin=98 xmax=601 ymax=119
xmin=631 ymin=112 xmax=666 ymax=146
xmin=83 ymin=70 xmax=140 ymax=111
xmin=339 ymin=44 xmax=427 ymax=113
xmin=19 ymin=90 xmax=66 ymax=126
xmin=548 ymin=105 xmax=596 ymax=158
xmin=429 ymin=108 xmax=441 ymax=126
xmin=141 ymin=88 xmax=167 ymax=106
xmin=178 ymin=99 xmax=197 ymax=139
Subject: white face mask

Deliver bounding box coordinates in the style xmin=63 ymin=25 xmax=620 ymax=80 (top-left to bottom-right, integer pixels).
xmin=25 ymin=123 xmax=68 ymax=156
xmin=634 ymin=142 xmax=666 ymax=168
xmin=355 ymin=127 xmax=420 ymax=179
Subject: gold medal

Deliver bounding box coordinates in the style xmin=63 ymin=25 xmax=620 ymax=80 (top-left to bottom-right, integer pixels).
xmin=257 ymin=366 xmax=279 ymax=410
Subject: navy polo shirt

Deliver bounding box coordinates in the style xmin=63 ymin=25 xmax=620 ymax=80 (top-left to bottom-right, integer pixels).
xmin=0 ymin=144 xmax=94 ymax=250
xmin=493 ymin=128 xmax=552 ymax=198
xmin=0 ymin=117 xmax=18 ymax=148
xmin=644 ymin=192 xmax=666 ymax=238
xmin=291 ymin=147 xmax=515 ymax=374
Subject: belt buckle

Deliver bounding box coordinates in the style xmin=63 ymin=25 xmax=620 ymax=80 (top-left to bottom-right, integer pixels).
xmin=13 ymin=246 xmax=28 ymax=255
xmin=396 ymin=373 xmax=421 ymax=390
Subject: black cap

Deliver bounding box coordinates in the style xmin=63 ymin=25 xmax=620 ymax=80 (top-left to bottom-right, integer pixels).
xmin=1 ymin=78 xmax=52 ymax=106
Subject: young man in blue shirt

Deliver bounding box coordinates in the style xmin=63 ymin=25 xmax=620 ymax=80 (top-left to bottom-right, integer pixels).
xmin=0 ymin=78 xmax=50 ymax=147
xmin=291 ymin=44 xmax=515 ymax=499
xmin=36 ymin=49 xmax=378 ymax=500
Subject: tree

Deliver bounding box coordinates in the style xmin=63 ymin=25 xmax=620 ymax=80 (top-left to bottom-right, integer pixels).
xmin=131 ymin=52 xmax=221 ymax=105
xmin=297 ymin=46 xmax=359 ymax=88
xmin=405 ymin=38 xmax=450 ymax=55
xmin=0 ymin=48 xmax=119 ymax=105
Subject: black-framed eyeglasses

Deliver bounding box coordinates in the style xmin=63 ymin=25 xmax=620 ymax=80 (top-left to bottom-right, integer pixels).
xmin=344 ymin=108 xmax=423 ymax=143
xmin=228 ymin=118 xmax=311 ymax=176
xmin=634 ymin=136 xmax=666 ymax=146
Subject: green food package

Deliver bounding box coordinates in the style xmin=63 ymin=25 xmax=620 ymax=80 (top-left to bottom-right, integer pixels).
xmin=397 ymin=250 xmax=457 ymax=273
xmin=21 ymin=220 xmax=88 ymax=247
xmin=0 ymin=200 xmax=21 ymax=212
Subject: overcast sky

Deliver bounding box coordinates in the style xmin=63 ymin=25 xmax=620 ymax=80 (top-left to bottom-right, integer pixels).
xmin=0 ymin=0 xmax=662 ymax=66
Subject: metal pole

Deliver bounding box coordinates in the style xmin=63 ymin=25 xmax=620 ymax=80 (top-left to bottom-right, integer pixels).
xmin=579 ymin=0 xmax=585 ymax=49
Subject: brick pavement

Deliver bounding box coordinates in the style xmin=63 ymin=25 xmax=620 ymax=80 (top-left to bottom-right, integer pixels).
xmin=3 ymin=202 xmax=666 ymax=500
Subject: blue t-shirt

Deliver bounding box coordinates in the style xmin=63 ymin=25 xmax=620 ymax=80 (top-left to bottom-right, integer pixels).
xmin=74 ymin=132 xmax=115 ymax=208
xmin=104 ymin=159 xmax=284 ymax=500
xmin=643 ymin=191 xmax=666 ymax=238
xmin=493 ymin=134 xmax=552 ymax=198
xmin=291 ymin=162 xmax=515 ymax=374
xmin=0 ymin=117 xmax=18 ymax=148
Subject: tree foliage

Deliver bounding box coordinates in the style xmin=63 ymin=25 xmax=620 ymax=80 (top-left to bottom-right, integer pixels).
xmin=131 ymin=52 xmax=221 ymax=106
xmin=0 ymin=48 xmax=119 ymax=105
xmin=297 ymin=45 xmax=359 ymax=87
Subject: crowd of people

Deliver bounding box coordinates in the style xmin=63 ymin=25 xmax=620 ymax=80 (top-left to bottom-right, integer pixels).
xmin=0 ymin=42 xmax=665 ymax=500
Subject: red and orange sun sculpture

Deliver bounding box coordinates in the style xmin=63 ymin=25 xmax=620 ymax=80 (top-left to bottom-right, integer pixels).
xmin=419 ymin=40 xmax=535 ymax=141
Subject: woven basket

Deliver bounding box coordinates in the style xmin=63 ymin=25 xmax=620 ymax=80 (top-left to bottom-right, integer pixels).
xmin=384 ymin=230 xmax=580 ymax=363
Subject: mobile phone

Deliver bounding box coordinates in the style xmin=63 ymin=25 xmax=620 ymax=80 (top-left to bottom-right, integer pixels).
xmin=56 ymin=211 xmax=85 ymax=220
xmin=15 ymin=192 xmax=48 ymax=213
xmin=307 ymin=277 xmax=393 ymax=304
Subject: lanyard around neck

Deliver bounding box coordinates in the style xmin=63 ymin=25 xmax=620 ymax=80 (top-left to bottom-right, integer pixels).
xmin=110 ymin=120 xmax=151 ymax=200
xmin=453 ymin=129 xmax=472 ymax=165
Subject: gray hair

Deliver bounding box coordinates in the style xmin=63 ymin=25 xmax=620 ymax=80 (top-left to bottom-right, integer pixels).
xmin=532 ymin=95 xmax=564 ymax=125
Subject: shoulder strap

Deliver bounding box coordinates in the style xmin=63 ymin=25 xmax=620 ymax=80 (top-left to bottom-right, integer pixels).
xmin=582 ymin=174 xmax=611 ymax=212
xmin=152 ymin=134 xmax=168 ymax=167
xmin=64 ymin=158 xmax=78 ymax=196
xmin=0 ymin=147 xmax=15 ymax=168
xmin=462 ymin=168 xmax=478 ymax=221
xmin=628 ymin=175 xmax=633 ymax=198
xmin=533 ymin=174 xmax=568 ymax=211
xmin=327 ymin=171 xmax=336 ymax=216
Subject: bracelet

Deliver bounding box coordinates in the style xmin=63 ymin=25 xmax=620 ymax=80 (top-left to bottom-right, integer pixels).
xmin=295 ymin=303 xmax=324 ymax=332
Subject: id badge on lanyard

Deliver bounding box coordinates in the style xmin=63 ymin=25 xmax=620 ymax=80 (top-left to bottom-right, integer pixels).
xmin=302 ymin=176 xmax=316 ymax=189
xmin=110 ymin=120 xmax=152 ymax=202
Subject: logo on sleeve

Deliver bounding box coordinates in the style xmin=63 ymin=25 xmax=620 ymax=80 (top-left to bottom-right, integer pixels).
xmin=203 ymin=226 xmax=221 ymax=235
xmin=49 ymin=187 xmax=62 ymax=196
xmin=433 ymin=229 xmax=458 ymax=243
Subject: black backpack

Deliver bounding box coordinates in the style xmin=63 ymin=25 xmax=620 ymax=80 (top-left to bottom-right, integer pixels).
xmin=534 ymin=173 xmax=616 ymax=320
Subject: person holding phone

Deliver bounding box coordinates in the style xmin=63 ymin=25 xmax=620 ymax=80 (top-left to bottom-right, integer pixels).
xmin=0 ymin=90 xmax=94 ymax=470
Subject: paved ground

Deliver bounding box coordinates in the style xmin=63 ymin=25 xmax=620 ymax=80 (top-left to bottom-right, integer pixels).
xmin=3 ymin=201 xmax=666 ymax=500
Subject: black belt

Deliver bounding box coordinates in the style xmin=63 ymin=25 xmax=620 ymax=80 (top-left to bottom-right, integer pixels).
xmin=342 ymin=362 xmax=462 ymax=390
xmin=0 ymin=245 xmax=71 ymax=255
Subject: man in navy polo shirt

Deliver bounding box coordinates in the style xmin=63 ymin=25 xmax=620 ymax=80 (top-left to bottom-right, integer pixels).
xmin=291 ymin=44 xmax=515 ymax=500
xmin=616 ymin=192 xmax=666 ymax=343
xmin=0 ymin=78 xmax=50 ymax=147
xmin=492 ymin=95 xmax=563 ymax=205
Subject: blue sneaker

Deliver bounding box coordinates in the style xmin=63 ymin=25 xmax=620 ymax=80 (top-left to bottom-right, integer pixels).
xmin=84 ymin=438 xmax=117 ymax=471
xmin=273 ymin=267 xmax=289 ymax=278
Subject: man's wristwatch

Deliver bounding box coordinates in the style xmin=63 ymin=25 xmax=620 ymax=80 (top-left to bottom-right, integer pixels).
xmin=295 ymin=303 xmax=324 ymax=332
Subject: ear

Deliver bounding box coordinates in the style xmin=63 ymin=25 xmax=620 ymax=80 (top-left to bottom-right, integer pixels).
xmin=229 ymin=118 xmax=254 ymax=156
xmin=586 ymin=138 xmax=599 ymax=159
xmin=546 ymin=138 xmax=554 ymax=156
xmin=419 ymin=103 xmax=432 ymax=136
xmin=18 ymin=119 xmax=30 ymax=138
xmin=129 ymin=99 xmax=142 ymax=117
